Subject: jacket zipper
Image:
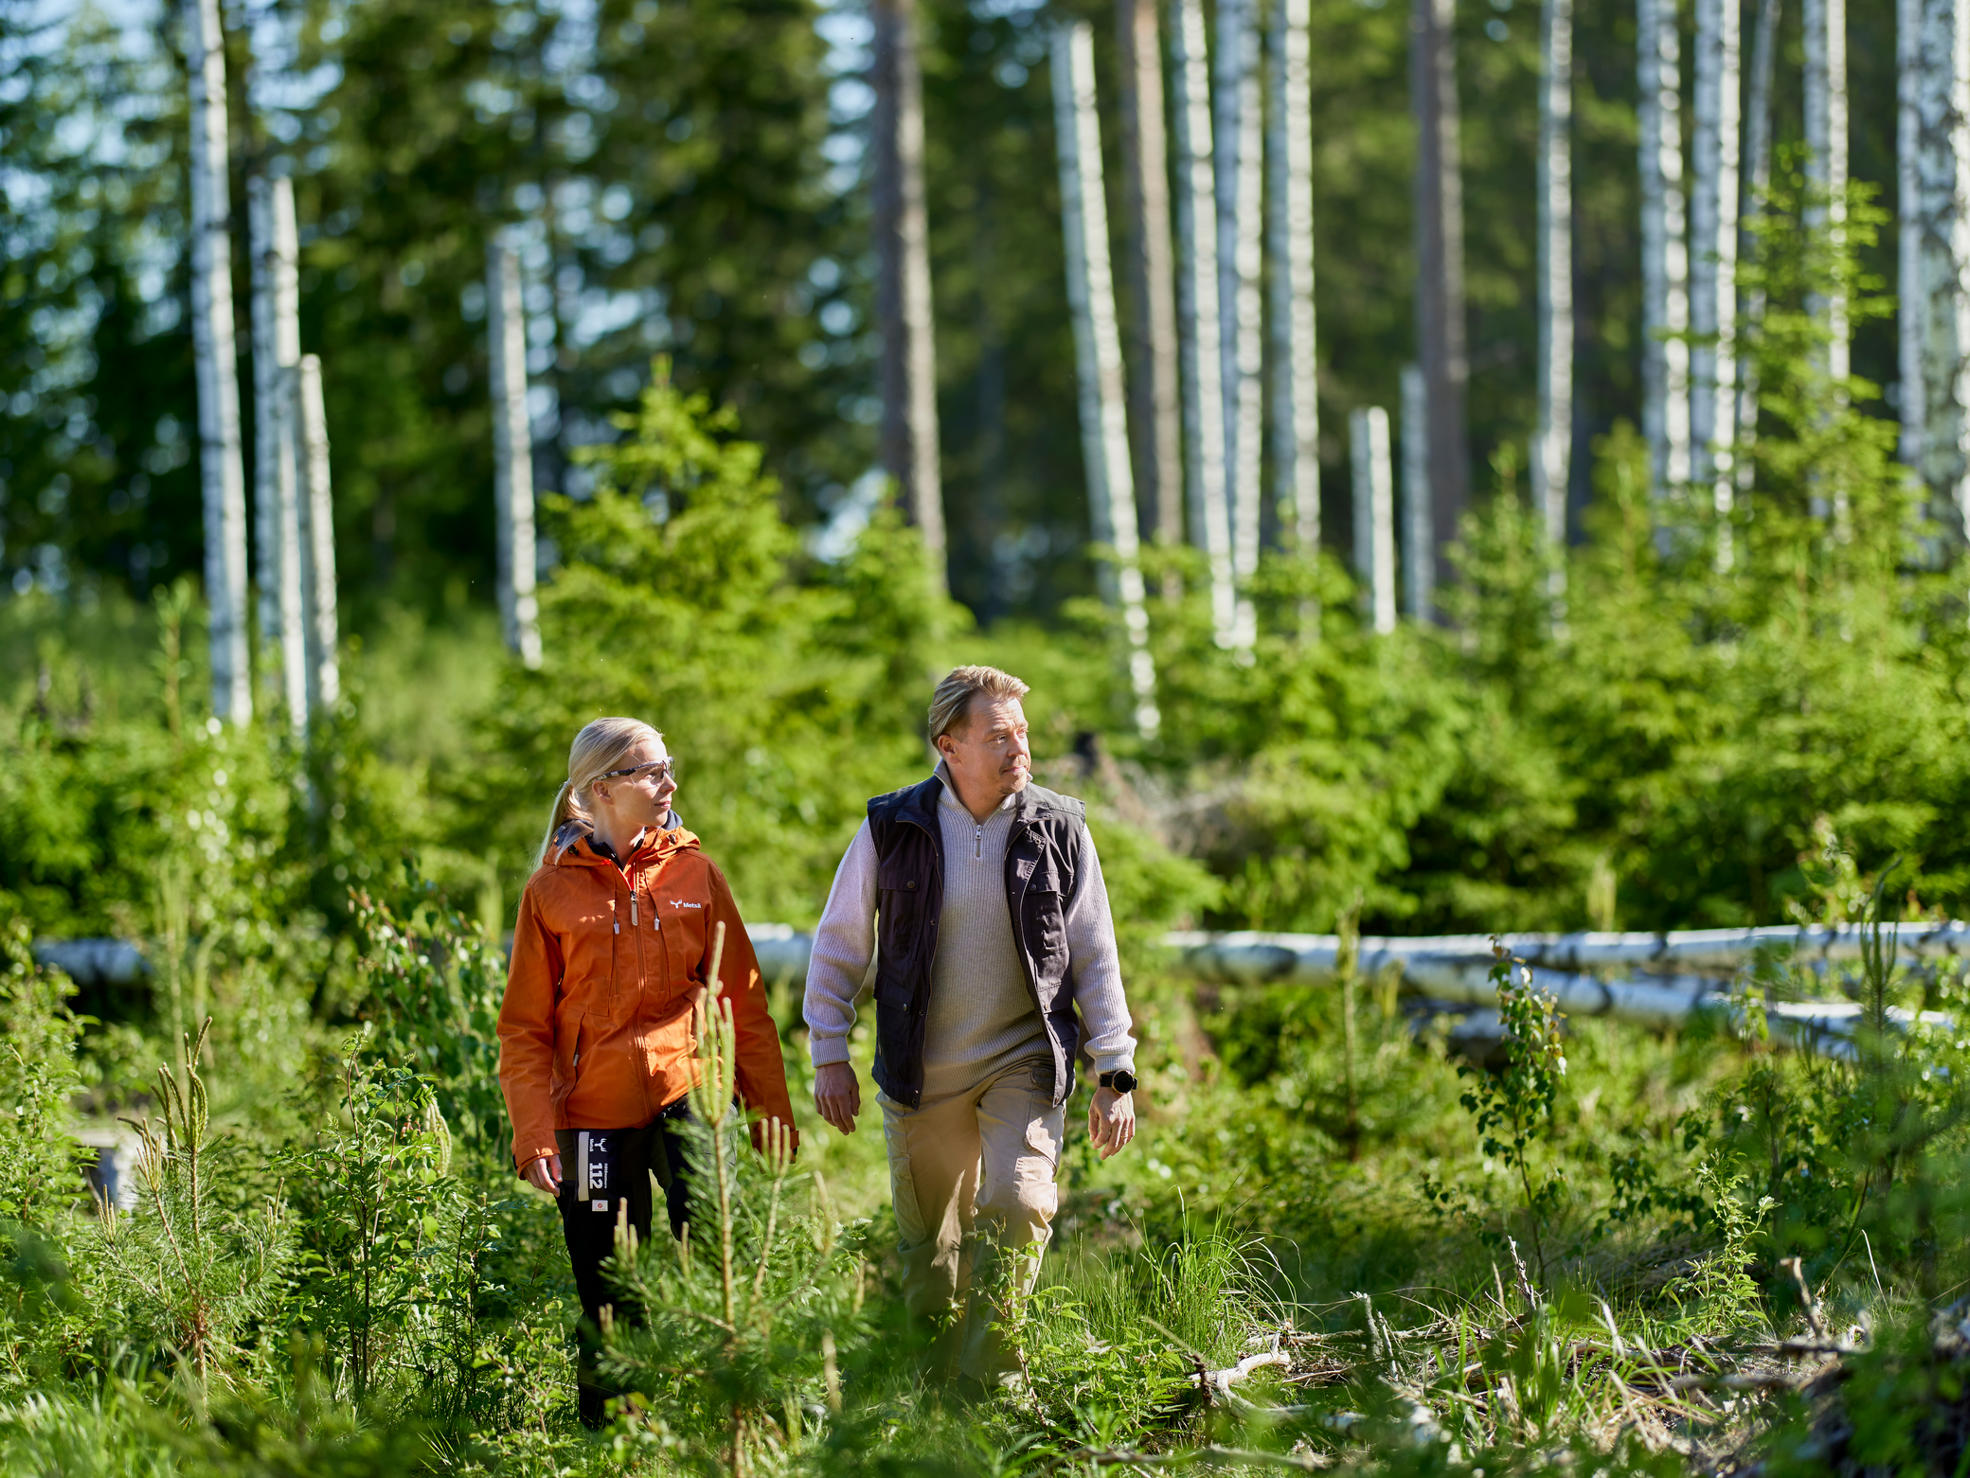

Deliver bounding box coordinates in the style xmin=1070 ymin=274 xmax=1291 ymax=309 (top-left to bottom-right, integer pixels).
xmin=628 ymin=854 xmax=656 ymax=1122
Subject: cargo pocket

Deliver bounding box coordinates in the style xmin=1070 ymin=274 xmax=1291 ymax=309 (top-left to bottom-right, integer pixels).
xmin=1023 ymin=1112 xmax=1061 ymax=1171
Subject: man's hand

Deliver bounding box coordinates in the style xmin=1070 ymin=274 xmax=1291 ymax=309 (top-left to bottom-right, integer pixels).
xmin=1088 ymin=1086 xmax=1136 ymax=1159
xmin=814 ymin=1062 xmax=862 ymax=1134
xmin=523 ymin=1152 xmax=563 ymax=1195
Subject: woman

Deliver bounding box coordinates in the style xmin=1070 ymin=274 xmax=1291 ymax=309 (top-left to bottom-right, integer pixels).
xmin=497 ymin=716 xmax=797 ymax=1427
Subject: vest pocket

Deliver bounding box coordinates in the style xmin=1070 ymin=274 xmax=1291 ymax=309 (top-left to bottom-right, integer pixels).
xmin=1022 ymin=888 xmax=1070 ymax=980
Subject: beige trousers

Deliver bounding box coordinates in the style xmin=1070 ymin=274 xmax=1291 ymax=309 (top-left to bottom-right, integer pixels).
xmin=878 ymin=1054 xmax=1065 ymax=1381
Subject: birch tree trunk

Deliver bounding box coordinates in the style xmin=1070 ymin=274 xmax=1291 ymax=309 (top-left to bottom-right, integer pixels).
xmin=1534 ymin=0 xmax=1573 ymax=609
xmin=1804 ymin=0 xmax=1850 ymax=388
xmin=1169 ymin=0 xmax=1240 ymax=648
xmin=1267 ymin=0 xmax=1321 ymax=585
xmin=1637 ymin=0 xmax=1692 ymax=526
xmin=1116 ymin=0 xmax=1183 ymax=549
xmin=1737 ymin=0 xmax=1781 ymax=485
xmin=1400 ymin=364 xmax=1434 ymax=620
xmin=1692 ymin=0 xmax=1741 ymax=558
xmin=1215 ymin=0 xmax=1263 ymax=647
xmin=297 ymin=354 xmax=339 ymax=710
xmin=487 ymin=239 xmax=543 ymax=670
xmin=1914 ymin=0 xmax=1970 ymax=542
xmin=1901 ymin=0 xmax=1925 ymax=471
xmin=1350 ymin=406 xmax=1395 ymax=635
xmin=249 ymin=175 xmax=309 ymax=731
xmin=1052 ymin=21 xmax=1161 ymax=739
xmin=1804 ymin=0 xmax=1850 ymax=535
xmin=185 ymin=0 xmax=251 ymax=725
xmin=1411 ymin=0 xmax=1470 ymax=598
xmin=871 ymin=0 xmax=946 ymax=589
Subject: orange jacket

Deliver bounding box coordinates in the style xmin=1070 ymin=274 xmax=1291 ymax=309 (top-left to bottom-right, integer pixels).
xmin=496 ymin=820 xmax=797 ymax=1172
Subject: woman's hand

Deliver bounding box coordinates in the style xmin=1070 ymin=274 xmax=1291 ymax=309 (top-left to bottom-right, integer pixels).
xmin=1088 ymin=1087 xmax=1136 ymax=1159
xmin=523 ymin=1152 xmax=563 ymax=1194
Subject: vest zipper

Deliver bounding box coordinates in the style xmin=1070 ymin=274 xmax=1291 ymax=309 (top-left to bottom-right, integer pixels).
xmin=974 ymin=821 xmax=983 ymax=860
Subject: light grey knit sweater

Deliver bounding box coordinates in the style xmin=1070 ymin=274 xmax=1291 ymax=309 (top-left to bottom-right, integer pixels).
xmin=803 ymin=768 xmax=1136 ymax=1098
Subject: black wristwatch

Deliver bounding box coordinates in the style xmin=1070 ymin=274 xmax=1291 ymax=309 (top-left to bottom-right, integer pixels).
xmin=1098 ymin=1069 xmax=1138 ymax=1094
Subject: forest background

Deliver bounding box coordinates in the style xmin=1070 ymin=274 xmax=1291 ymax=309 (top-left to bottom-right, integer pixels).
xmin=9 ymin=0 xmax=1970 ymax=1474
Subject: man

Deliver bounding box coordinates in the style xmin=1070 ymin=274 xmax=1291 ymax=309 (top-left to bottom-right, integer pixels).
xmin=804 ymin=664 xmax=1138 ymax=1386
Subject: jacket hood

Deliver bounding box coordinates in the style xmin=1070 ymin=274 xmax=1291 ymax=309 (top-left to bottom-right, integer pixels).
xmin=547 ymin=813 xmax=699 ymax=868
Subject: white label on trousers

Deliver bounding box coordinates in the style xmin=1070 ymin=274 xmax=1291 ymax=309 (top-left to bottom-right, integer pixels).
xmin=593 ymin=1199 xmax=610 ymax=1213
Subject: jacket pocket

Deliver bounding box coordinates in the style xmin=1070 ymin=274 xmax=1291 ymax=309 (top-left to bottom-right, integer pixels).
xmin=551 ymin=1009 xmax=586 ymax=1103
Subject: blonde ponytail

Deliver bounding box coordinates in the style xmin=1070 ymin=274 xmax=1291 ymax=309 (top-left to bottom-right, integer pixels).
xmin=534 ymin=717 xmax=665 ymax=868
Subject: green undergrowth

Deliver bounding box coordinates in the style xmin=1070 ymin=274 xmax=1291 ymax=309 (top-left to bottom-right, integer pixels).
xmin=0 ymin=856 xmax=1966 ymax=1475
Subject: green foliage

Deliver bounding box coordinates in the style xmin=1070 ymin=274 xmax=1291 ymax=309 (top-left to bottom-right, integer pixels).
xmin=593 ymin=934 xmax=867 ymax=1471
xmin=457 ymin=364 xmax=961 ymax=925
xmin=96 ymin=1022 xmax=293 ymax=1387
xmin=1452 ymin=949 xmax=1568 ymax=1279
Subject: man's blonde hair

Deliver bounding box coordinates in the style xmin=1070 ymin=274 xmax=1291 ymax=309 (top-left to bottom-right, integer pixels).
xmin=927 ymin=665 xmax=1030 ymax=743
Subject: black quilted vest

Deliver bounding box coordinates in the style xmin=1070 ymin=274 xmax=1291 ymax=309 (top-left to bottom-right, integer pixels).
xmin=865 ymin=774 xmax=1087 ymax=1109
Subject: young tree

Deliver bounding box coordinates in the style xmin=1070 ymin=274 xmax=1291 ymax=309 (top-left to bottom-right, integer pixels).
xmin=185 ymin=0 xmax=251 ymax=723
xmin=1116 ymin=0 xmax=1182 ymax=549
xmin=1411 ymin=0 xmax=1469 ymax=598
xmin=872 ymin=0 xmax=947 ymax=590
xmin=486 ymin=240 xmax=542 ymax=670
xmin=1637 ymin=0 xmax=1692 ymax=523
xmin=1215 ymin=0 xmax=1263 ymax=641
xmin=1267 ymin=0 xmax=1321 ymax=588
xmin=1534 ymin=0 xmax=1573 ymax=603
xmin=1170 ymin=0 xmax=1240 ymax=648
xmin=1051 ymin=22 xmax=1160 ymax=737
xmin=1691 ymin=0 xmax=1741 ymax=560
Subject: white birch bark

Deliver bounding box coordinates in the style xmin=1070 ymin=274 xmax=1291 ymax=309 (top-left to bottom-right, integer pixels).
xmin=487 ymin=239 xmax=543 ymax=670
xmin=1267 ymin=0 xmax=1320 ymax=577
xmin=1052 ymin=22 xmax=1161 ymax=739
xmin=1169 ymin=0 xmax=1239 ymax=648
xmin=1804 ymin=0 xmax=1850 ymax=536
xmin=1350 ymin=406 xmax=1395 ymax=635
xmin=1400 ymin=365 xmax=1433 ymax=621
xmin=1901 ymin=0 xmax=1926 ymax=470
xmin=1804 ymin=0 xmax=1850 ymax=388
xmin=1214 ymin=0 xmax=1263 ymax=647
xmin=1534 ymin=0 xmax=1573 ymax=602
xmin=185 ymin=0 xmax=251 ymax=725
xmin=249 ymin=175 xmax=308 ymax=732
xmin=269 ymin=178 xmax=308 ymax=730
xmin=1637 ymin=0 xmax=1692 ymax=523
xmin=1915 ymin=0 xmax=1970 ymax=539
xmin=1737 ymin=0 xmax=1781 ymax=486
xmin=296 ymin=354 xmax=338 ymax=710
xmin=249 ymin=178 xmax=279 ymax=661
xmin=1692 ymin=0 xmax=1741 ymax=554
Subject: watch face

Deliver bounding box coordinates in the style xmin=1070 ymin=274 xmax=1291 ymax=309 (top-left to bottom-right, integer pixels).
xmin=1109 ymin=1071 xmax=1137 ymax=1093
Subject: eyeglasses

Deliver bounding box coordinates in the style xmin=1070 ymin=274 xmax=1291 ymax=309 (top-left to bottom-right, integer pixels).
xmin=599 ymin=759 xmax=676 ymax=785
